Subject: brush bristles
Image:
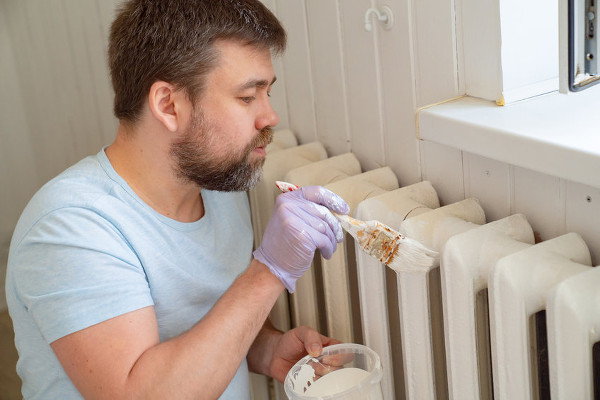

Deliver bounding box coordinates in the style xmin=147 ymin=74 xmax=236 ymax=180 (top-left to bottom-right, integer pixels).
xmin=349 ymin=220 xmax=438 ymax=271
xmin=385 ymin=238 xmax=439 ymax=272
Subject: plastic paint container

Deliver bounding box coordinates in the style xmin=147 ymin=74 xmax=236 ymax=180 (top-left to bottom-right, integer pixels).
xmin=284 ymin=343 xmax=383 ymax=400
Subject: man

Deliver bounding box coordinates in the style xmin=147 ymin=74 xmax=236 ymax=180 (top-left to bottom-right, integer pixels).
xmin=5 ymin=1 xmax=349 ymax=398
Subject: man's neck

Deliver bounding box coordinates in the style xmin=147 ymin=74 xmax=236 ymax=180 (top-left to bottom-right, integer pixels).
xmin=105 ymin=124 xmax=205 ymax=223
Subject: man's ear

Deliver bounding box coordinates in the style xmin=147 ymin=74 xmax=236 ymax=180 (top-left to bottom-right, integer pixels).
xmin=148 ymin=81 xmax=187 ymax=132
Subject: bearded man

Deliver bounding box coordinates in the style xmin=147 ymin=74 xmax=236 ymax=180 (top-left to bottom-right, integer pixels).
xmin=5 ymin=1 xmax=348 ymax=398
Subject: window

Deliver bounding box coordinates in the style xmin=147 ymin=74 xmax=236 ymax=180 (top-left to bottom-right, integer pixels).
xmin=569 ymin=0 xmax=600 ymax=90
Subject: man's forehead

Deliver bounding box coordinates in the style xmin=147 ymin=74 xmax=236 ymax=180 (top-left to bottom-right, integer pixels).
xmin=211 ymin=40 xmax=275 ymax=83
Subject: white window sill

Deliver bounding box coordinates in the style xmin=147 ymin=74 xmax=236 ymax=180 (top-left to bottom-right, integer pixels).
xmin=418 ymin=85 xmax=600 ymax=188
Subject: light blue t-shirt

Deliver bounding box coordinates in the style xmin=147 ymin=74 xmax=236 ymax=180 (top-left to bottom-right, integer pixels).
xmin=6 ymin=149 xmax=254 ymax=399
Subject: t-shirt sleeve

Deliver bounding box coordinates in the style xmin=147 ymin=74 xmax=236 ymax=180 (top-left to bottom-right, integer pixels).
xmin=11 ymin=207 xmax=154 ymax=344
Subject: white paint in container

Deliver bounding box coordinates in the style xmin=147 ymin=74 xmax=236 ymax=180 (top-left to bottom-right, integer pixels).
xmin=284 ymin=343 xmax=383 ymax=400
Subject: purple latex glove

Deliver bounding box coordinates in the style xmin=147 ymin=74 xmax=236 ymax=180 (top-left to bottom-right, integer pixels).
xmin=253 ymin=186 xmax=350 ymax=293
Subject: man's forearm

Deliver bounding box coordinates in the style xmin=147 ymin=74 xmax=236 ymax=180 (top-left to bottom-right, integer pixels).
xmin=127 ymin=260 xmax=284 ymax=399
xmin=52 ymin=260 xmax=284 ymax=400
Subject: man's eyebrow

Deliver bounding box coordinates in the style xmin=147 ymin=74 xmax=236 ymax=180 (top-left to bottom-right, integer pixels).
xmin=237 ymin=76 xmax=277 ymax=91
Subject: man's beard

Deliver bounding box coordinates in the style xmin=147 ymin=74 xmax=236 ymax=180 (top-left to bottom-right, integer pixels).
xmin=170 ymin=109 xmax=273 ymax=192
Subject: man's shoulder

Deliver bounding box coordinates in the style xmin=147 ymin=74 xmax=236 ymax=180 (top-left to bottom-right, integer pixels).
xmin=32 ymin=155 xmax=113 ymax=211
xmin=11 ymin=154 xmax=122 ymax=244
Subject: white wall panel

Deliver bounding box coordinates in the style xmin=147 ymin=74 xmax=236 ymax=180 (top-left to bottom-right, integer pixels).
xmin=274 ymin=0 xmax=318 ymax=144
xmin=420 ymin=141 xmax=465 ymax=206
xmin=513 ymin=167 xmax=566 ymax=241
xmin=339 ymin=0 xmax=386 ymax=172
xmin=39 ymin=1 xmax=87 ymax=171
xmin=0 ymin=2 xmax=40 ymax=311
xmin=411 ymin=0 xmax=460 ymax=107
xmin=63 ymin=1 xmax=106 ymax=152
xmin=15 ymin=2 xmax=63 ymax=182
xmin=47 ymin=1 xmax=97 ymax=156
xmin=90 ymin=0 xmax=130 ymax=144
xmin=259 ymin=0 xmax=290 ymax=131
xmin=305 ymin=1 xmax=351 ymax=156
xmin=377 ymin=0 xmax=422 ymax=186
xmin=566 ymin=182 xmax=600 ymax=264
xmin=463 ymin=153 xmax=511 ymax=222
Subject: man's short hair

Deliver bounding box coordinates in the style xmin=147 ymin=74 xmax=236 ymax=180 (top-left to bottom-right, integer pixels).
xmin=108 ymin=0 xmax=286 ymax=123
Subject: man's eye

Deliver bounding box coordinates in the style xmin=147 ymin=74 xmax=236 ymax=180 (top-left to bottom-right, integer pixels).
xmin=240 ymin=97 xmax=255 ymax=104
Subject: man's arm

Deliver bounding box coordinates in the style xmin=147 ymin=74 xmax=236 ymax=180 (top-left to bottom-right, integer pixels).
xmin=51 ymin=260 xmax=283 ymax=400
xmin=51 ymin=185 xmax=348 ymax=399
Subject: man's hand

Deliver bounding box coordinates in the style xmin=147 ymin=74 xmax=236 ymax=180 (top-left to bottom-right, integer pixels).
xmin=267 ymin=326 xmax=341 ymax=383
xmin=253 ymin=186 xmax=350 ymax=292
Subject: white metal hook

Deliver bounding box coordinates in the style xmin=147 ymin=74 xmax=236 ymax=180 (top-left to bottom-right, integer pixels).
xmin=364 ymin=6 xmax=394 ymax=32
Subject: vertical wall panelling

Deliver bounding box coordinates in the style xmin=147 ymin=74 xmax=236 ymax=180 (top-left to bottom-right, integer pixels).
xmin=566 ymin=182 xmax=600 ymax=264
xmin=258 ymin=0 xmax=291 ymax=131
xmin=62 ymin=1 xmax=104 ymax=153
xmin=95 ymin=0 xmax=118 ymax=31
xmin=18 ymin=2 xmax=62 ymax=182
xmin=97 ymin=0 xmax=121 ymax=141
xmin=338 ymin=0 xmax=386 ymax=172
xmin=79 ymin=0 xmax=120 ymax=146
xmin=40 ymin=1 xmax=76 ymax=159
xmin=513 ymin=167 xmax=566 ymax=241
xmin=411 ymin=0 xmax=460 ymax=107
xmin=377 ymin=0 xmax=422 ymax=185
xmin=0 ymin=2 xmax=40 ymax=311
xmin=420 ymin=141 xmax=465 ymax=206
xmin=98 ymin=0 xmax=125 ymax=142
xmin=41 ymin=0 xmax=86 ymax=168
xmin=273 ymin=0 xmax=318 ymax=144
xmin=463 ymin=152 xmax=511 ymax=222
xmin=0 ymin=3 xmax=39 ymax=220
xmin=305 ymin=1 xmax=352 ymax=156
xmin=451 ymin=0 xmax=466 ymax=95
xmin=269 ymin=59 xmax=291 ymax=131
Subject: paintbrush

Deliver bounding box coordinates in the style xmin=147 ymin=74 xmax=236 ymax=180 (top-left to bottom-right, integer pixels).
xmin=275 ymin=181 xmax=438 ymax=272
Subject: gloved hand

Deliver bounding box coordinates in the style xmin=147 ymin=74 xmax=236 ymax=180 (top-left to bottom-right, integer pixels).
xmin=253 ymin=186 xmax=350 ymax=293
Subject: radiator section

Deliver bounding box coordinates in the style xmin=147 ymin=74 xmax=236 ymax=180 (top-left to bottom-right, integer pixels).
xmin=284 ymin=153 xmax=362 ymax=332
xmin=489 ymin=233 xmax=593 ymax=400
xmin=246 ymin=131 xmax=599 ymax=400
xmin=441 ymin=214 xmax=535 ymax=399
xmin=320 ymin=167 xmax=399 ymax=343
xmin=354 ymin=182 xmax=441 ymax=400
xmin=548 ymin=267 xmax=600 ymax=399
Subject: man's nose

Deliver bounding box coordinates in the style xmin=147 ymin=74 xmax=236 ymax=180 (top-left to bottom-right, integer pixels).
xmin=256 ymin=100 xmax=279 ymax=130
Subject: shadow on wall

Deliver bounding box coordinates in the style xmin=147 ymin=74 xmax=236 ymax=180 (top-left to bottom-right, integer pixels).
xmin=1 ymin=229 xmax=11 ymax=311
xmin=0 ymin=311 xmax=21 ymax=400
